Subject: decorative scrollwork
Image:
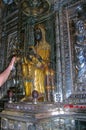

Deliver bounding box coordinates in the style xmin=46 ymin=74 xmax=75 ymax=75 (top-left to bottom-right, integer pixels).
xmin=21 ymin=0 xmax=51 ymax=17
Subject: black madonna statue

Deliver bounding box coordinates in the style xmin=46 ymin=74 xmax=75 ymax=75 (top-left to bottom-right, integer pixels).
xmin=21 ymin=24 xmax=55 ymax=102
xmin=74 ymin=4 xmax=86 ymax=86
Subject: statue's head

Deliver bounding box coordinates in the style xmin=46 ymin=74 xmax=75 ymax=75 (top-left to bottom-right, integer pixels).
xmin=34 ymin=24 xmax=46 ymax=42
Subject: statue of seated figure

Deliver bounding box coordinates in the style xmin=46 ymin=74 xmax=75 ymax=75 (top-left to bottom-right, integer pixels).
xmin=21 ymin=24 xmax=55 ymax=102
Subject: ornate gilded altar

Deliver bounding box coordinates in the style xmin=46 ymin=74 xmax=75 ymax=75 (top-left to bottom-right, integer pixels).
xmin=0 ymin=0 xmax=86 ymax=130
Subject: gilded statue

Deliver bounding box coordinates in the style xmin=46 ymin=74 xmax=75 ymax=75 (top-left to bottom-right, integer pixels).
xmin=21 ymin=24 xmax=55 ymax=102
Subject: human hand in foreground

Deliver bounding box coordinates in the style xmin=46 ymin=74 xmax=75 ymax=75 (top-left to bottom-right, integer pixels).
xmin=9 ymin=56 xmax=17 ymax=71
